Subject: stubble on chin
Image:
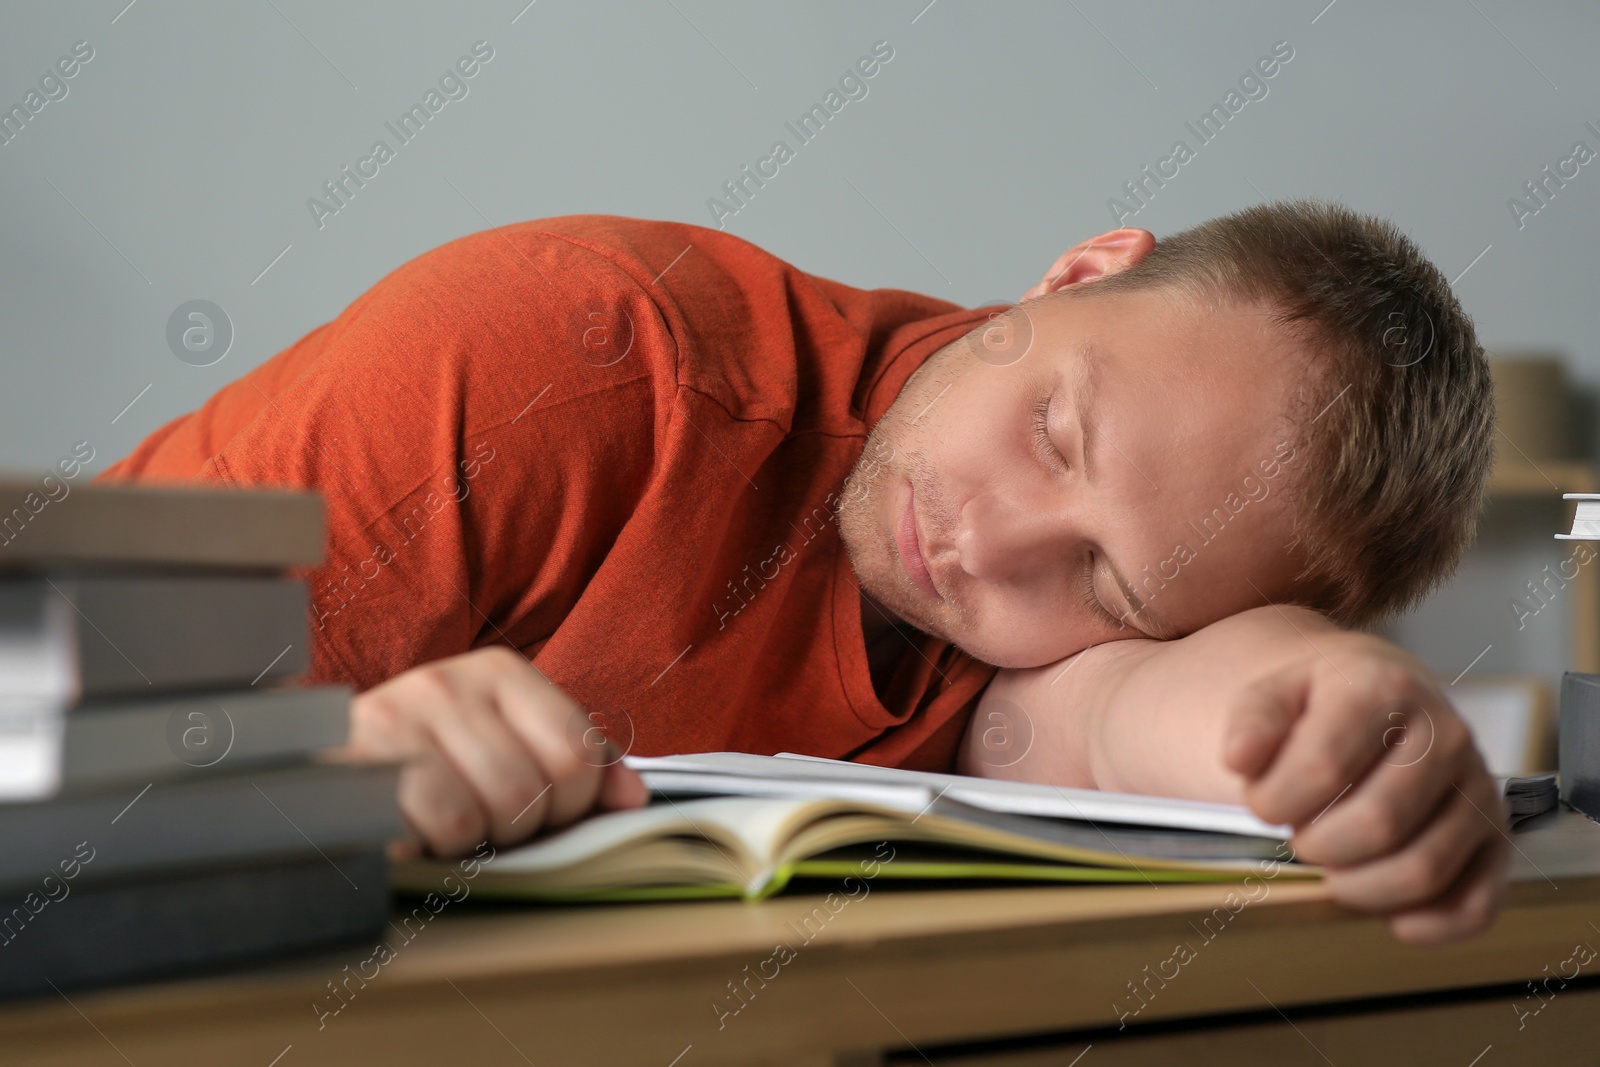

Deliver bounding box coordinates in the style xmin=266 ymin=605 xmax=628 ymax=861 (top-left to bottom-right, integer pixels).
xmin=836 ymin=424 xmax=899 ymax=598
xmin=837 ymin=436 xmax=964 ymax=646
xmin=838 ymin=336 xmax=977 ymax=644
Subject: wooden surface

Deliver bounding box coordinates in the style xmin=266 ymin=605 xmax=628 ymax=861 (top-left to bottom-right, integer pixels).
xmin=0 ymin=808 xmax=1596 ymax=1066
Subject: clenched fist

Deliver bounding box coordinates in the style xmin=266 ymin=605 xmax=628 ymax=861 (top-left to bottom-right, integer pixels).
xmin=1224 ymin=631 xmax=1511 ymax=944
xmin=969 ymin=605 xmax=1513 ymax=947
xmin=342 ymin=646 xmax=649 ymax=857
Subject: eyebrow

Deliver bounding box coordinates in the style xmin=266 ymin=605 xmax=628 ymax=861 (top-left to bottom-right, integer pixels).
xmin=1064 ymin=345 xmax=1180 ymax=641
xmin=1067 ymin=342 xmax=1099 ymax=483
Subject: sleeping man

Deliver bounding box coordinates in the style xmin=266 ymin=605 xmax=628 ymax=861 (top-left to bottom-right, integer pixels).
xmin=101 ymin=201 xmax=1502 ymax=944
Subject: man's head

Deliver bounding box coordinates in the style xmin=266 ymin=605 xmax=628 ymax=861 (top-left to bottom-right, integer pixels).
xmin=836 ymin=200 xmax=1493 ymax=669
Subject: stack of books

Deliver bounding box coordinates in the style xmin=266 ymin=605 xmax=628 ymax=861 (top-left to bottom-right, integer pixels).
xmin=0 ymin=479 xmax=402 ymax=998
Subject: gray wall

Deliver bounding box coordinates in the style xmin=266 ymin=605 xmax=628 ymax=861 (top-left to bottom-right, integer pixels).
xmin=2 ymin=0 xmax=1597 ymax=688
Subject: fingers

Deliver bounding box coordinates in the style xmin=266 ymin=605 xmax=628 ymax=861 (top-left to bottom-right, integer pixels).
xmin=1386 ymin=835 xmax=1511 ymax=946
xmin=396 ymin=749 xmax=493 ymax=857
xmin=351 ymin=679 xmax=495 ymax=854
xmin=1223 ymin=668 xmax=1309 ymax=778
xmin=352 ymin=657 xmax=522 ymax=852
xmin=600 ymin=760 xmax=650 ymax=811
xmin=416 ymin=689 xmax=558 ymax=847
xmin=1309 ymin=760 xmax=1509 ymax=945
xmin=1317 ymin=776 xmax=1500 ymax=910
xmin=1286 ymin=716 xmax=1478 ymax=867
xmin=1218 ymin=635 xmax=1511 ymax=944
xmin=1244 ymin=668 xmax=1451 ymax=829
xmin=350 ymin=646 xmax=647 ymax=858
xmin=482 ymin=664 xmax=609 ymax=830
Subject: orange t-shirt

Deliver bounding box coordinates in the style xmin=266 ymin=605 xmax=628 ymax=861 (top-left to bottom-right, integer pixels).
xmin=98 ymin=215 xmax=997 ymax=770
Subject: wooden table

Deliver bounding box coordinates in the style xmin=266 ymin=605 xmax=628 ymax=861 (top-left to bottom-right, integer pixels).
xmin=2 ymin=810 xmax=1598 ymax=1066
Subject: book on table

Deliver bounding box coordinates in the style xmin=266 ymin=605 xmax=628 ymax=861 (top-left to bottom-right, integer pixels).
xmin=0 ymin=760 xmax=402 ymax=887
xmin=394 ymin=751 xmax=1314 ymax=902
xmin=0 ymin=478 xmax=323 ymax=571
xmin=1557 ymin=494 xmax=1600 ymax=540
xmin=0 ymin=849 xmax=389 ymax=1000
xmin=0 ymin=573 xmax=311 ymax=704
xmin=0 ymin=686 xmax=353 ymax=801
xmin=0 ymin=477 xmax=407 ymax=998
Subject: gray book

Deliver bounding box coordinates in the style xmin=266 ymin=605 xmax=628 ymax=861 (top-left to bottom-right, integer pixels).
xmin=0 ymin=478 xmax=323 ymax=572
xmin=0 ymin=761 xmax=403 ymax=889
xmin=0 ymin=850 xmax=387 ymax=1000
xmin=0 ymin=573 xmax=308 ymax=702
xmin=1502 ymin=772 xmax=1559 ymax=825
xmin=0 ymin=686 xmax=351 ymax=801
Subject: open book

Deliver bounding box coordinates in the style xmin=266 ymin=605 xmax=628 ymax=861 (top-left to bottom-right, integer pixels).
xmin=394 ymin=752 xmax=1313 ymax=902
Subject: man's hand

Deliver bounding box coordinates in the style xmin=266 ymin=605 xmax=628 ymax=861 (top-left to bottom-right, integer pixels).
xmin=966 ymin=605 xmax=1512 ymax=945
xmin=342 ymin=646 xmax=649 ymax=857
xmin=1224 ymin=630 xmax=1510 ymax=945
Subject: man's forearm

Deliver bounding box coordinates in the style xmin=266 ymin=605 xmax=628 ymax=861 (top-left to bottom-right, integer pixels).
xmin=962 ymin=605 xmax=1509 ymax=947
xmin=962 ymin=605 xmax=1344 ymax=804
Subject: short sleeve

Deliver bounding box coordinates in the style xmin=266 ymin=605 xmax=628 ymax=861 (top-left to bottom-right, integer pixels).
xmin=185 ymin=226 xmax=676 ymax=689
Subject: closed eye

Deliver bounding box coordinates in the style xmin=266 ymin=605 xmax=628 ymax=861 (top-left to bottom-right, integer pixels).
xmin=1032 ymin=394 xmax=1067 ymax=471
xmin=1079 ymin=553 xmax=1127 ymax=631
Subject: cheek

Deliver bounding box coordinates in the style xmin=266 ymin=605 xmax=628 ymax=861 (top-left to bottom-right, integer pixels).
xmin=957 ymin=580 xmax=1100 ymax=669
xmin=914 ymin=376 xmax=1013 ymax=475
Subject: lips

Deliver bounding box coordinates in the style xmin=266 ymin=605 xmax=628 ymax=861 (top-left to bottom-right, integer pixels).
xmin=896 ymin=482 xmax=940 ymax=599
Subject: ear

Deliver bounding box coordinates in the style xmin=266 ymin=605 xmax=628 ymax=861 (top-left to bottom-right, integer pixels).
xmin=1020 ymin=229 xmax=1155 ymax=301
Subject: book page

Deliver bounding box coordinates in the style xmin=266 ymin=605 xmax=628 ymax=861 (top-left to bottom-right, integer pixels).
xmin=627 ymin=751 xmax=1288 ymax=838
xmin=481 ymin=795 xmax=879 ymax=891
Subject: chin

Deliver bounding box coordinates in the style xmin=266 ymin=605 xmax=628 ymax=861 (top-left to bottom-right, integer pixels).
xmin=859 ymin=571 xmax=1054 ymax=670
xmin=940 ymin=618 xmax=1101 ymax=671
xmin=945 ymin=634 xmax=1063 ymax=671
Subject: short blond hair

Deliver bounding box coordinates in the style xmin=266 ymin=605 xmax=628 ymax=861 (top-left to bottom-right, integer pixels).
xmin=1086 ymin=200 xmax=1494 ymax=627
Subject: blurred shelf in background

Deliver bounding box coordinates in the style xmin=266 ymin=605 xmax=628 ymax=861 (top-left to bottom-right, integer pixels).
xmin=1485 ymin=460 xmax=1600 ymax=677
xmin=1386 ymin=357 xmax=1597 ymax=773
xmin=1488 ymin=459 xmax=1596 ymax=496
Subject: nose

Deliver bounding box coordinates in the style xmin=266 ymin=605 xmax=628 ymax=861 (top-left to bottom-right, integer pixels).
xmin=950 ymin=491 xmax=1071 ymax=582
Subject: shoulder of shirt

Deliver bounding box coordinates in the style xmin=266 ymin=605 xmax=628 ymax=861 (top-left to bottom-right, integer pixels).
xmin=468 ymin=215 xmax=850 ymax=428
xmin=377 ymin=215 xmax=965 ymax=432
